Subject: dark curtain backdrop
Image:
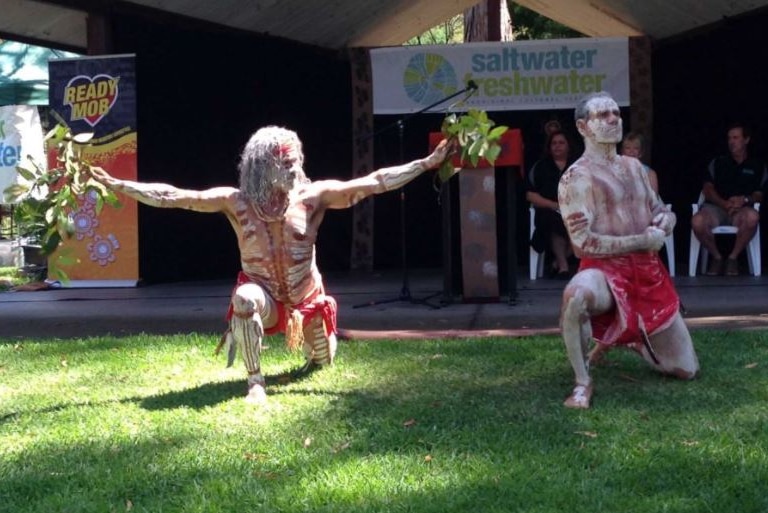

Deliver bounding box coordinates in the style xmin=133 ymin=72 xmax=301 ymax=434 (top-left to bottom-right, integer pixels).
xmin=106 ymin=11 xmax=576 ymax=284
xmin=653 ymin=10 xmax=768 ymax=267
xmin=110 ymin=15 xmax=352 ymax=283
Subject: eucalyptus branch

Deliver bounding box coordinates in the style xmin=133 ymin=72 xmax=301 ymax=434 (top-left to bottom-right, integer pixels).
xmin=437 ymin=109 xmax=508 ymax=184
xmin=2 ymin=125 xmax=121 ymax=281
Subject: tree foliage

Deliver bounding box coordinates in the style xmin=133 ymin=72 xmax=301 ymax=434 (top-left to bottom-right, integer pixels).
xmin=406 ymin=15 xmax=464 ymax=45
xmin=509 ymin=2 xmax=583 ymax=40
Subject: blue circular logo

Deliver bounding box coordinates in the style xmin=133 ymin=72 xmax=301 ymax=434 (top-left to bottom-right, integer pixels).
xmin=403 ymin=53 xmax=458 ymax=106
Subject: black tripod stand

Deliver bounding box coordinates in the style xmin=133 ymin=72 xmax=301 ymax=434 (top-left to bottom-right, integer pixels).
xmin=354 ymin=82 xmax=478 ymax=310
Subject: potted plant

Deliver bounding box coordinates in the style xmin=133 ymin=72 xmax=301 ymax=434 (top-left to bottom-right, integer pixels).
xmin=12 ymin=196 xmax=48 ymax=267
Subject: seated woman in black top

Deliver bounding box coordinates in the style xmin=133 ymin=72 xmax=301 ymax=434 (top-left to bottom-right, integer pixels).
xmin=526 ymin=130 xmax=576 ymax=278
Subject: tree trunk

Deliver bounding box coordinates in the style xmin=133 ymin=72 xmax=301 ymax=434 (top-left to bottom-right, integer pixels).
xmin=464 ymin=0 xmax=514 ymax=42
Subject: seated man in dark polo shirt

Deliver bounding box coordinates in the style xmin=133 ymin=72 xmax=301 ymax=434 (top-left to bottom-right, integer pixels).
xmin=691 ymin=122 xmax=767 ymax=276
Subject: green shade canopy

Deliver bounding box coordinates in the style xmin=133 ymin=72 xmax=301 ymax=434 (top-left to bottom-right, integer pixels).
xmin=0 ymin=40 xmax=80 ymax=106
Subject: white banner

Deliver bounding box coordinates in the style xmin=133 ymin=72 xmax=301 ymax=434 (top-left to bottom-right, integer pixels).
xmin=371 ymin=38 xmax=629 ymax=114
xmin=0 ymin=105 xmax=45 ymax=202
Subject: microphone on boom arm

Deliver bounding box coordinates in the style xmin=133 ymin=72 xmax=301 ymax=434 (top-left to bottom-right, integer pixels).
xmin=467 ymin=80 xmax=479 ymax=91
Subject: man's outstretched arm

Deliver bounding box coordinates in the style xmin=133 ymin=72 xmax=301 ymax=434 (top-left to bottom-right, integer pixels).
xmin=317 ymin=139 xmax=453 ymax=210
xmin=90 ymin=166 xmax=237 ymax=213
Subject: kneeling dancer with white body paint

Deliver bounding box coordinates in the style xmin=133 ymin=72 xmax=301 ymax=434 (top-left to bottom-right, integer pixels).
xmin=90 ymin=126 xmax=453 ymax=403
xmin=557 ymin=92 xmax=699 ymax=409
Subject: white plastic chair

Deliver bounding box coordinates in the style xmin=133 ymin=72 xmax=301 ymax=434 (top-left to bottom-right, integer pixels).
xmin=529 ymin=207 xmax=545 ymax=280
xmin=688 ymin=193 xmax=761 ymax=276
xmin=663 ymin=204 xmax=676 ymax=277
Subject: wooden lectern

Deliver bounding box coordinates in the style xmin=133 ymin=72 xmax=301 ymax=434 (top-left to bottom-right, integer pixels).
xmin=429 ymin=129 xmax=524 ymax=303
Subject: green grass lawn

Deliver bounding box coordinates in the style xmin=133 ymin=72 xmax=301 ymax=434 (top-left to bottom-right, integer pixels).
xmin=1 ymin=331 xmax=766 ymax=513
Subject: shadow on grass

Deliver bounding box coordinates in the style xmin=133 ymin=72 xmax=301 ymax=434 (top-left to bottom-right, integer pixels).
xmin=0 ymin=362 xmax=324 ymax=422
xmin=139 ymin=361 xmax=323 ymax=410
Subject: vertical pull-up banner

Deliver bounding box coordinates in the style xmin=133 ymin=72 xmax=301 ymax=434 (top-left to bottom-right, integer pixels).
xmin=48 ymin=54 xmax=138 ymax=287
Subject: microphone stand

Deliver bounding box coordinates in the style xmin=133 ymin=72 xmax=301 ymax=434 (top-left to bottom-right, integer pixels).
xmin=354 ymin=83 xmax=478 ymax=310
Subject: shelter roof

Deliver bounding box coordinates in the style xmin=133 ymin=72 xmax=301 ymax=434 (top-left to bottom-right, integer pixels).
xmin=2 ymin=0 xmax=768 ymax=53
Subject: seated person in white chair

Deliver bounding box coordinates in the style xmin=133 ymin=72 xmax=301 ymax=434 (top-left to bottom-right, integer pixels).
xmin=526 ymin=130 xmax=577 ymax=278
xmin=691 ymin=122 xmax=767 ymax=276
xmin=558 ymin=92 xmax=698 ymax=409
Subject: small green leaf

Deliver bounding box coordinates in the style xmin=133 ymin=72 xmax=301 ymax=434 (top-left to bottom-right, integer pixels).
xmin=45 ymin=206 xmax=56 ymax=224
xmin=437 ymin=161 xmax=456 ymax=183
xmin=45 ymin=124 xmax=69 ymax=143
xmin=57 ymin=253 xmax=78 ymax=266
xmin=3 ymin=183 xmax=29 ymax=203
xmin=15 ymin=162 xmax=37 ymax=182
xmin=484 ymin=145 xmax=502 ymax=164
xmin=48 ymin=263 xmax=70 ymax=283
xmin=468 ymin=137 xmax=484 ymax=159
xmin=41 ymin=233 xmax=61 ymax=255
xmin=489 ymin=126 xmax=508 ymax=139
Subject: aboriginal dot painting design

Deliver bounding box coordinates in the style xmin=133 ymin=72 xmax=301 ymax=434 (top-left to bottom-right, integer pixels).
xmin=87 ymin=234 xmax=119 ymax=266
xmin=73 ymin=189 xmax=121 ymax=266
xmin=73 ymin=189 xmax=99 ymax=240
xmin=73 ymin=210 xmax=99 ymax=240
xmin=403 ymin=53 xmax=458 ymax=107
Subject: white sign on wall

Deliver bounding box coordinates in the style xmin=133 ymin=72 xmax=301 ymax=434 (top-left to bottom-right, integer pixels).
xmin=0 ymin=105 xmax=44 ymax=202
xmin=371 ymin=38 xmax=629 ymax=114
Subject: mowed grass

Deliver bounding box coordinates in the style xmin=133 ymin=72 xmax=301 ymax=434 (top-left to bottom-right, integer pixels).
xmin=0 ymin=331 xmax=766 ymax=513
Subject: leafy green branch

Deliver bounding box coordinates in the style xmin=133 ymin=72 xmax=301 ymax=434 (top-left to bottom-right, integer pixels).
xmin=2 ymin=125 xmax=121 ymax=280
xmin=437 ymin=109 xmax=508 ymax=183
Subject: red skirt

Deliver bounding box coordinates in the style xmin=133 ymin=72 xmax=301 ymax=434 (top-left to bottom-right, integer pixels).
xmin=579 ymin=253 xmax=679 ymax=347
xmin=225 ymin=272 xmax=337 ymax=338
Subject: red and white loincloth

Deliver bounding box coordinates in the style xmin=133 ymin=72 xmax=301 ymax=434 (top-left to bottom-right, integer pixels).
xmin=579 ymin=253 xmax=679 ymax=349
xmin=225 ymin=272 xmax=337 ymax=348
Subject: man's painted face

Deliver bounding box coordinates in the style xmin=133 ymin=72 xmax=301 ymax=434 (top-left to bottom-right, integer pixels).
xmin=268 ymin=140 xmax=302 ymax=192
xmin=584 ymin=98 xmax=622 ymax=144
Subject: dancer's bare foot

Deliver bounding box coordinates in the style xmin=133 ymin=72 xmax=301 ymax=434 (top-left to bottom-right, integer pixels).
xmin=564 ymin=383 xmax=593 ymax=409
xmin=245 ymin=381 xmax=268 ymax=404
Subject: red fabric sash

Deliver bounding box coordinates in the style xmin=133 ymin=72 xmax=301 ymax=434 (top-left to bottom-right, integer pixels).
xmin=225 ymin=272 xmax=337 ymax=337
